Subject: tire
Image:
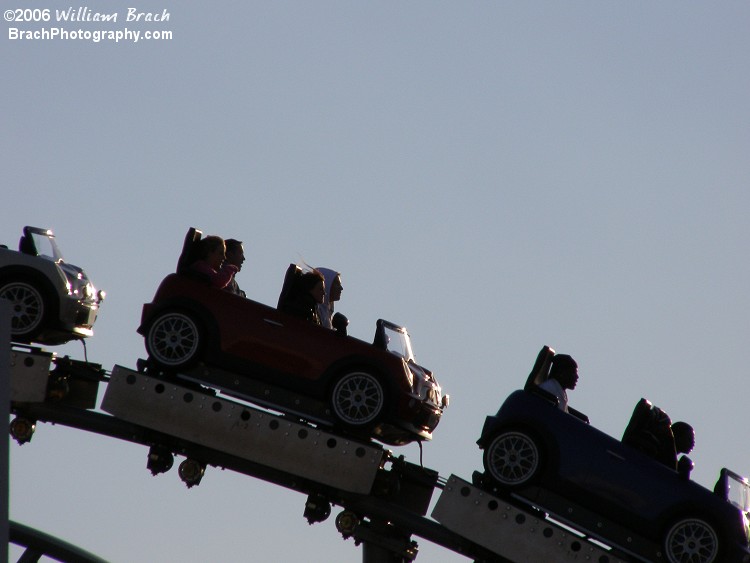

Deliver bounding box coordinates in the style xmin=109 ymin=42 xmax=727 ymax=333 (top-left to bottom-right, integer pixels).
xmin=664 ymin=518 xmax=720 ymax=563
xmin=330 ymin=370 xmax=386 ymax=428
xmin=483 ymin=429 xmax=542 ymax=488
xmin=0 ymin=279 xmax=50 ymax=342
xmin=145 ymin=311 xmax=204 ymax=370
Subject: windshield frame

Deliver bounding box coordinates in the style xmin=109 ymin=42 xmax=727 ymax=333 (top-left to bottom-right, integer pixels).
xmin=720 ymin=468 xmax=750 ymax=514
xmin=375 ymin=319 xmax=415 ymax=362
xmin=24 ymin=226 xmax=64 ymax=262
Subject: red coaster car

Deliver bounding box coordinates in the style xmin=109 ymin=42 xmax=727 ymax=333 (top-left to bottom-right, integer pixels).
xmin=137 ymin=228 xmax=447 ymax=446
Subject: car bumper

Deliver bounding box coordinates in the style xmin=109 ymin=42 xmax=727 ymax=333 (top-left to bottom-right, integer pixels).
xmin=376 ymin=400 xmax=443 ymax=445
xmin=54 ymin=298 xmax=99 ymax=340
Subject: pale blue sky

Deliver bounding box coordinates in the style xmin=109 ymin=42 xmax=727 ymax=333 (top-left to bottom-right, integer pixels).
xmin=4 ymin=2 xmax=750 ymax=561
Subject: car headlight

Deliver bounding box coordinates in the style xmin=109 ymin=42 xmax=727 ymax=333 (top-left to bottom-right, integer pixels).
xmin=71 ymin=281 xmax=83 ymax=297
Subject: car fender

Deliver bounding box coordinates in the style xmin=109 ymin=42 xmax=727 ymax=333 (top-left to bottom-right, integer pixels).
xmin=0 ymin=265 xmax=62 ymax=316
xmin=657 ymin=496 xmax=741 ymax=548
xmin=476 ymin=415 xmax=500 ymax=448
xmin=477 ymin=412 xmax=562 ymax=479
xmin=139 ymin=297 xmax=221 ymax=351
xmin=492 ymin=421 xmax=557 ymax=459
xmin=0 ymin=251 xmax=68 ymax=288
xmin=322 ymin=356 xmax=398 ymax=399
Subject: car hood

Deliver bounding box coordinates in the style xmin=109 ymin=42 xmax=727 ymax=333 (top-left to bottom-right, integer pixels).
xmin=59 ymin=261 xmax=95 ymax=285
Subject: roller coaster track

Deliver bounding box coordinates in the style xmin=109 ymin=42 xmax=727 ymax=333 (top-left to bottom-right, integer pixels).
xmin=5 ymin=343 xmax=633 ymax=563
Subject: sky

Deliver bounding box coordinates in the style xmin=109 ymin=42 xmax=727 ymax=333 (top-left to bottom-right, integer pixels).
xmin=4 ymin=2 xmax=750 ymax=561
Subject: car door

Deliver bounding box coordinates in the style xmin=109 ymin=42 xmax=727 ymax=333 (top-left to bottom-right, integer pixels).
xmin=213 ymin=291 xmax=353 ymax=385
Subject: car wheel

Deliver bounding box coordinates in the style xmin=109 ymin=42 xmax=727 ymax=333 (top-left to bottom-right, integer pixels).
xmin=483 ymin=430 xmax=542 ymax=488
xmin=664 ymin=518 xmax=720 ymax=563
xmin=331 ymin=371 xmax=386 ymax=428
xmin=145 ymin=311 xmax=204 ymax=370
xmin=0 ymin=279 xmax=50 ymax=342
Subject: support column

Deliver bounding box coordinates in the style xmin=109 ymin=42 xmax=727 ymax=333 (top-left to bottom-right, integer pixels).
xmin=356 ymin=519 xmax=417 ymax=563
xmin=2 ymin=301 xmax=11 ymax=563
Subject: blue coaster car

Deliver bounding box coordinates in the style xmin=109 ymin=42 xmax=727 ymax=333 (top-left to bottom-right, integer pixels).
xmin=476 ymin=346 xmax=750 ymax=563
